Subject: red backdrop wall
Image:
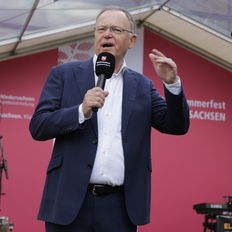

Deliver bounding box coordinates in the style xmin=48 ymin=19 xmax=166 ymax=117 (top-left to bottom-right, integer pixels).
xmin=140 ymin=29 xmax=232 ymax=232
xmin=0 ymin=50 xmax=56 ymax=231
xmin=0 ymin=28 xmax=231 ymax=232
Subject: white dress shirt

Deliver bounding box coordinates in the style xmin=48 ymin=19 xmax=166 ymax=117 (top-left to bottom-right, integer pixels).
xmin=79 ymin=55 xmax=181 ymax=186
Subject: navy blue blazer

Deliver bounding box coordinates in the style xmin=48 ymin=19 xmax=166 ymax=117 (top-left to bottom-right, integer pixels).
xmin=29 ymin=58 xmax=189 ymax=226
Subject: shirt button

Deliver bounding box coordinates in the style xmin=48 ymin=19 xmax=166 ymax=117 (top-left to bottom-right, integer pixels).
xmin=92 ymin=139 xmax=98 ymax=144
xmin=87 ymin=164 xmax=93 ymax=169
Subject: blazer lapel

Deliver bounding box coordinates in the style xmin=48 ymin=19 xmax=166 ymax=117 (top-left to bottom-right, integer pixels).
xmin=73 ymin=58 xmax=95 ymax=99
xmin=121 ymin=68 xmax=139 ymax=137
xmin=72 ymin=58 xmax=98 ymax=137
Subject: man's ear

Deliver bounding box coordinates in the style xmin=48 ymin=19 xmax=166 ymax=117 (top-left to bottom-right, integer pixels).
xmin=128 ymin=34 xmax=137 ymax=49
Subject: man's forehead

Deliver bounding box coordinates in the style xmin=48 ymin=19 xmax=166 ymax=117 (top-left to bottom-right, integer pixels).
xmin=97 ymin=10 xmax=128 ymax=20
xmin=96 ymin=10 xmax=129 ymax=26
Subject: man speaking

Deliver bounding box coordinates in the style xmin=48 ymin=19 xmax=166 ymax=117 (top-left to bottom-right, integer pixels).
xmin=29 ymin=5 xmax=189 ymax=232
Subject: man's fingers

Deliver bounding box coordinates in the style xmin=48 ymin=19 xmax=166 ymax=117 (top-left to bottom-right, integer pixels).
xmin=84 ymin=88 xmax=109 ymax=110
xmin=151 ymin=49 xmax=165 ymax=57
xmin=149 ymin=54 xmax=176 ymax=68
xmin=156 ymin=57 xmax=176 ymax=66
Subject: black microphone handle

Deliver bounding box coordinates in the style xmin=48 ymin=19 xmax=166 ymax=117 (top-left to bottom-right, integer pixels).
xmin=92 ymin=74 xmax=107 ymax=112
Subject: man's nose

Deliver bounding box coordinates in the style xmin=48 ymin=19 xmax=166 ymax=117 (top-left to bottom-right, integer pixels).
xmin=104 ymin=28 xmax=113 ymax=36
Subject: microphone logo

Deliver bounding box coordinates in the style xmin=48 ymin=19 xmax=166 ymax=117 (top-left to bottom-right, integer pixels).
xmin=92 ymin=52 xmax=115 ymax=112
xmin=101 ymin=56 xmax=107 ymax=61
xmin=95 ymin=52 xmax=115 ymax=78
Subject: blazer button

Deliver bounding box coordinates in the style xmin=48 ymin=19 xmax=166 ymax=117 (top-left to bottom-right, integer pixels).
xmin=87 ymin=164 xmax=93 ymax=169
xmin=92 ymin=139 xmax=98 ymax=144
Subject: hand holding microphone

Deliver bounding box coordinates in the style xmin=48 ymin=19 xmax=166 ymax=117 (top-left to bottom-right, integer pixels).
xmin=82 ymin=52 xmax=115 ymax=118
xmin=92 ymin=52 xmax=115 ymax=112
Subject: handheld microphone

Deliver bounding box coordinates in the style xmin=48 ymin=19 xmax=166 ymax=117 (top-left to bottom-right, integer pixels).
xmin=92 ymin=52 xmax=115 ymax=112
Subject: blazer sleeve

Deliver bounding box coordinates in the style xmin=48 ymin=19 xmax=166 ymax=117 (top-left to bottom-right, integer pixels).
xmin=151 ymin=83 xmax=190 ymax=135
xmin=29 ymin=65 xmax=84 ymax=141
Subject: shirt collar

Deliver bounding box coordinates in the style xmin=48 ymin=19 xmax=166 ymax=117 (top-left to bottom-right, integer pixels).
xmin=93 ymin=54 xmax=127 ymax=76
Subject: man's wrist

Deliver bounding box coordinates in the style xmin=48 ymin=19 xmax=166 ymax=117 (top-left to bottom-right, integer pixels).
xmin=163 ymin=76 xmax=182 ymax=95
xmin=78 ymin=104 xmax=91 ymax=124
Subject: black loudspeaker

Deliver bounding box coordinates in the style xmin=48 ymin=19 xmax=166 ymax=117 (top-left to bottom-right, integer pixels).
xmin=217 ymin=215 xmax=232 ymax=232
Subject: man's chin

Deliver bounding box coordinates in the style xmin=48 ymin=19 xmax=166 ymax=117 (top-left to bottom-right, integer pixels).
xmin=100 ymin=48 xmax=115 ymax=55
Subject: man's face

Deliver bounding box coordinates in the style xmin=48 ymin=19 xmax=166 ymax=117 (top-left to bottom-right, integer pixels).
xmin=94 ymin=10 xmax=137 ymax=67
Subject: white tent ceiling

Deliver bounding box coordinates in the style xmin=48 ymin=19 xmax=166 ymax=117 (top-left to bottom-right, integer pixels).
xmin=0 ymin=0 xmax=231 ymax=71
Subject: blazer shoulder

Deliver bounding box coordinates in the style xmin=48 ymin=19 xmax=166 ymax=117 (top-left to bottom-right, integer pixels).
xmin=48 ymin=58 xmax=94 ymax=80
xmin=124 ymin=68 xmax=154 ymax=85
xmin=54 ymin=58 xmax=93 ymax=71
xmin=124 ymin=67 xmax=142 ymax=76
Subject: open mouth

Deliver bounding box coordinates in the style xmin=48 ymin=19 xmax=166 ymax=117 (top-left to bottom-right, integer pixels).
xmin=102 ymin=43 xmax=113 ymax=48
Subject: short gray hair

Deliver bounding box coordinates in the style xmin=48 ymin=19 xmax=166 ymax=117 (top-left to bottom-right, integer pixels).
xmin=96 ymin=5 xmax=136 ymax=34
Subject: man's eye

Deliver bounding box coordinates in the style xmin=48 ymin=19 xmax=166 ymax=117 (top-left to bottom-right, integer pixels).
xmin=113 ymin=28 xmax=122 ymax=33
xmin=98 ymin=28 xmax=106 ymax=32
